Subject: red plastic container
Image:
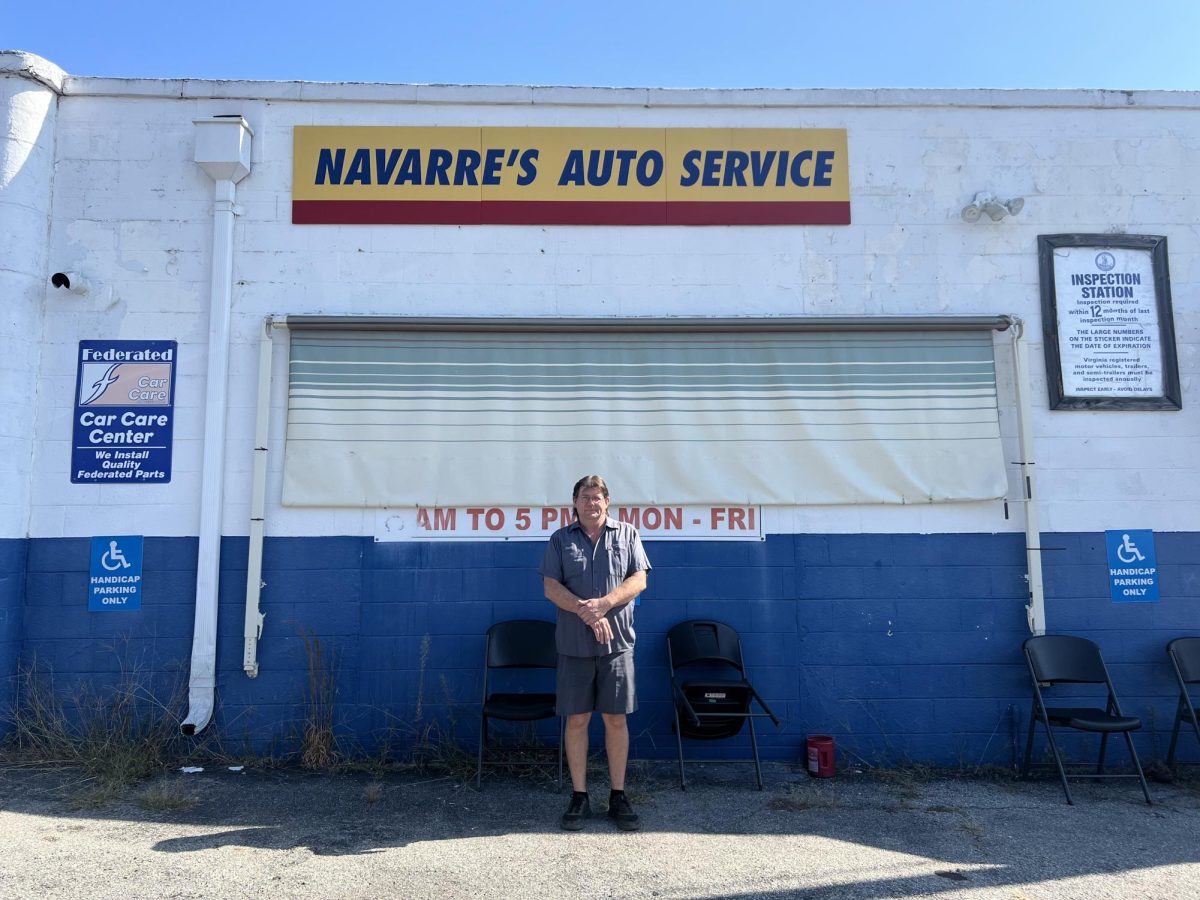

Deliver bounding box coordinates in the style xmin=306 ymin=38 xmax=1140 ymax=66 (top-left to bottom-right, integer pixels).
xmin=806 ymin=734 xmax=835 ymax=778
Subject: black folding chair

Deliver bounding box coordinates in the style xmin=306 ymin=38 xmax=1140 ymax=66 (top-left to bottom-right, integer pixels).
xmin=476 ymin=619 xmax=562 ymax=789
xmin=1021 ymin=634 xmax=1151 ymax=804
xmin=666 ymin=620 xmax=780 ymax=790
xmin=1166 ymin=637 xmax=1200 ymax=768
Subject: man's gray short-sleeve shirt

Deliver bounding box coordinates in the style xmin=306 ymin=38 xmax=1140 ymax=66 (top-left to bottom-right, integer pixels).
xmin=540 ymin=517 xmax=651 ymax=657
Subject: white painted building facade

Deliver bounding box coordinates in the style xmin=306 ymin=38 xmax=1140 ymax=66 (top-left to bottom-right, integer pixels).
xmin=2 ymin=50 xmax=1197 ymax=763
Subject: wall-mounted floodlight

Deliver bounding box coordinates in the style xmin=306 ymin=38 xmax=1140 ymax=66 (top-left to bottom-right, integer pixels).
xmin=961 ymin=192 xmax=1024 ymax=223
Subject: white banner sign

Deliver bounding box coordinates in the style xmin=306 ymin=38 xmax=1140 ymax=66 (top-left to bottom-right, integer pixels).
xmin=374 ymin=505 xmax=764 ymax=541
xmin=285 ymin=328 xmax=1006 ymax=508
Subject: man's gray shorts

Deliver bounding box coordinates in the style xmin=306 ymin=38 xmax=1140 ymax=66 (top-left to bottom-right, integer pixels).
xmin=556 ymin=650 xmax=637 ymax=716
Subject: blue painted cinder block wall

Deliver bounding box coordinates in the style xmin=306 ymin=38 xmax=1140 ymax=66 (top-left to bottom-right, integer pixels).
xmin=10 ymin=532 xmax=1200 ymax=767
xmin=0 ymin=539 xmax=27 ymax=727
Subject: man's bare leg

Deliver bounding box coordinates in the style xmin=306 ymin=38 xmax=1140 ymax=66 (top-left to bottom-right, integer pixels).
xmin=565 ymin=712 xmax=591 ymax=792
xmin=602 ymin=712 xmax=629 ymax=791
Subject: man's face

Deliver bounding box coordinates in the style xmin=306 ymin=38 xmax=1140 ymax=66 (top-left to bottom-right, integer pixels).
xmin=574 ymin=486 xmax=610 ymax=529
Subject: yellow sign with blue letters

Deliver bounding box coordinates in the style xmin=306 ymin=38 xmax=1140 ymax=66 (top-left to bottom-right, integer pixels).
xmin=292 ymin=127 xmax=850 ymax=225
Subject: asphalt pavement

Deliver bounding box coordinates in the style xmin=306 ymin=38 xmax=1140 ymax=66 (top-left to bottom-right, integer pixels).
xmin=2 ymin=760 xmax=1199 ymax=899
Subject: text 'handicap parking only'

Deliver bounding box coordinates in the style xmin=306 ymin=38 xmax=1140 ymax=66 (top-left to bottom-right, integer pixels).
xmin=1106 ymin=529 xmax=1159 ymax=603
xmin=89 ymin=536 xmax=143 ymax=611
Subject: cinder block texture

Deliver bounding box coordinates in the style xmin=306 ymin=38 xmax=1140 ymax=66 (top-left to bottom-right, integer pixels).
xmin=10 ymin=531 xmax=1200 ymax=764
xmin=8 ymin=81 xmax=1197 ymax=540
xmin=6 ymin=63 xmax=1200 ymax=761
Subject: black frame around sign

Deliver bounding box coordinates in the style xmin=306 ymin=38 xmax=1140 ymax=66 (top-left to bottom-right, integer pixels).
xmin=1038 ymin=233 xmax=1181 ymax=410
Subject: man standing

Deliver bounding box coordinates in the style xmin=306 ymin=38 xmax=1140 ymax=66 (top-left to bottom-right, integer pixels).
xmin=540 ymin=475 xmax=651 ymax=831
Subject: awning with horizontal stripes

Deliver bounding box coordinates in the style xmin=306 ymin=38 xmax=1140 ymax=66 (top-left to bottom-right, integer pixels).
xmin=281 ymin=317 xmax=1010 ymax=508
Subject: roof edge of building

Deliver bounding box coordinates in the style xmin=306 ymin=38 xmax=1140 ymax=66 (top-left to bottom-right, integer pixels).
xmin=0 ymin=50 xmax=67 ymax=94
xmin=5 ymin=52 xmax=1199 ymax=110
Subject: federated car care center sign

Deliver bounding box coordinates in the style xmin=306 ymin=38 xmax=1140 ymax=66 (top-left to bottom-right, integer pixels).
xmin=292 ymin=127 xmax=850 ymax=225
xmin=72 ymin=340 xmax=176 ymax=483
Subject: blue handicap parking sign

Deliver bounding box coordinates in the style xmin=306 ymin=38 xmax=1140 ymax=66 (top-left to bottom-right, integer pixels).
xmin=1105 ymin=529 xmax=1158 ymax=603
xmin=89 ymin=535 xmax=144 ymax=611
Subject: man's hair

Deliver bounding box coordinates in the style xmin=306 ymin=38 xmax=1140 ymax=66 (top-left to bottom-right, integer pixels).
xmin=572 ymin=475 xmax=609 ymax=500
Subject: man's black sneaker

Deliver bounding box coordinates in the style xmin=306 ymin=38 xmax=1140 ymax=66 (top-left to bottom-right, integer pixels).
xmin=607 ymin=792 xmax=640 ymax=831
xmin=561 ymin=792 xmax=591 ymax=831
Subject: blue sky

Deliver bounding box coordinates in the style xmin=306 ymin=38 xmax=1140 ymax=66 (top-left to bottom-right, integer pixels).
xmin=6 ymin=0 xmax=1199 ymax=89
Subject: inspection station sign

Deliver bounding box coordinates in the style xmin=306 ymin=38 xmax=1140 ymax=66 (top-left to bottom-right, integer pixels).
xmin=292 ymin=127 xmax=850 ymax=225
xmin=1039 ymin=234 xmax=1181 ymax=410
xmin=1105 ymin=529 xmax=1159 ymax=603
xmin=375 ymin=505 xmax=764 ymax=542
xmin=1053 ymin=248 xmax=1162 ymax=396
xmin=89 ymin=535 xmax=143 ymax=611
xmin=72 ymin=340 xmax=176 ymax=484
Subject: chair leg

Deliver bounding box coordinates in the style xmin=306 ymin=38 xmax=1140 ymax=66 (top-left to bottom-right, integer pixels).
xmin=673 ymin=705 xmax=687 ymax=791
xmin=1189 ymin=703 xmax=1200 ymax=759
xmin=748 ymin=715 xmax=763 ymax=791
xmin=1122 ymin=729 xmax=1153 ymax=805
xmin=476 ymin=714 xmax=487 ymax=789
xmin=1022 ymin=703 xmax=1038 ymax=776
xmin=1168 ymin=698 xmax=1200 ymax=769
xmin=1166 ymin=701 xmax=1184 ymax=768
xmin=1096 ymin=732 xmax=1109 ymax=776
xmin=1040 ymin=718 xmax=1074 ymax=805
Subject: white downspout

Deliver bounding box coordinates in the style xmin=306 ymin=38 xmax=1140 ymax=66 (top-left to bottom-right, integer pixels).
xmin=183 ymin=116 xmax=253 ymax=735
xmin=1009 ymin=317 xmax=1046 ymax=635
xmin=243 ymin=317 xmax=273 ymax=677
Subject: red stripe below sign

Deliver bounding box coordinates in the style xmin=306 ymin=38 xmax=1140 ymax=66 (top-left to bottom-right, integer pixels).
xmin=292 ymin=200 xmax=851 ymax=226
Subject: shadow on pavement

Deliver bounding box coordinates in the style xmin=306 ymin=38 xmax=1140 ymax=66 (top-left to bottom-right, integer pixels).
xmin=3 ymin=761 xmax=1200 ymax=897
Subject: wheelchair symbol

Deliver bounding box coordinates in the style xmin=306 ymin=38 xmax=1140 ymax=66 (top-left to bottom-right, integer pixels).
xmin=101 ymin=540 xmax=131 ymax=571
xmin=1115 ymin=533 xmax=1145 ymax=565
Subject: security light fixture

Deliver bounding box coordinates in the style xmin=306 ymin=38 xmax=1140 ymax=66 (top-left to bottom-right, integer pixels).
xmin=961 ymin=192 xmax=1024 ymax=223
xmin=50 ymin=271 xmax=89 ymax=295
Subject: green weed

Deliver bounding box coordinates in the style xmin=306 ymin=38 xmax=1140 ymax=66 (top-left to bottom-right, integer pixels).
xmin=6 ymin=628 xmax=452 ymax=786
xmin=299 ymin=629 xmax=340 ymax=770
xmin=137 ymin=781 xmax=196 ymax=812
xmin=2 ymin=656 xmax=184 ymax=803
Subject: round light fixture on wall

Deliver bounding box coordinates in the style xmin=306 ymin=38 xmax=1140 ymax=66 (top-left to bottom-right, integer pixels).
xmin=961 ymin=192 xmax=1024 ymax=223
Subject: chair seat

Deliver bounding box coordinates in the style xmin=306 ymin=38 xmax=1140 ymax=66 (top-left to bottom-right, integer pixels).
xmin=667 ymin=620 xmax=780 ymax=790
xmin=1023 ymin=634 xmax=1152 ymax=804
xmin=1045 ymin=706 xmax=1141 ymax=733
xmin=483 ymin=692 xmax=556 ymax=721
xmin=477 ymin=620 xmax=562 ymax=790
xmin=677 ymin=681 xmax=752 ymax=740
xmin=1167 ymin=637 xmax=1200 ymax=768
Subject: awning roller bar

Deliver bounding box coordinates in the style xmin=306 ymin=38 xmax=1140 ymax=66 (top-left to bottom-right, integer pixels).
xmin=279 ymin=315 xmax=1014 ymax=334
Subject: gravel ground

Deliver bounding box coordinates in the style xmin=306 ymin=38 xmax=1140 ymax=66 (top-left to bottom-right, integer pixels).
xmin=2 ymin=761 xmax=1199 ymax=899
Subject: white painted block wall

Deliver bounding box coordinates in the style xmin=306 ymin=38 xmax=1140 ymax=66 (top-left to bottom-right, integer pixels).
xmin=10 ymin=58 xmax=1200 ymax=539
xmin=0 ymin=55 xmax=63 ymax=540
